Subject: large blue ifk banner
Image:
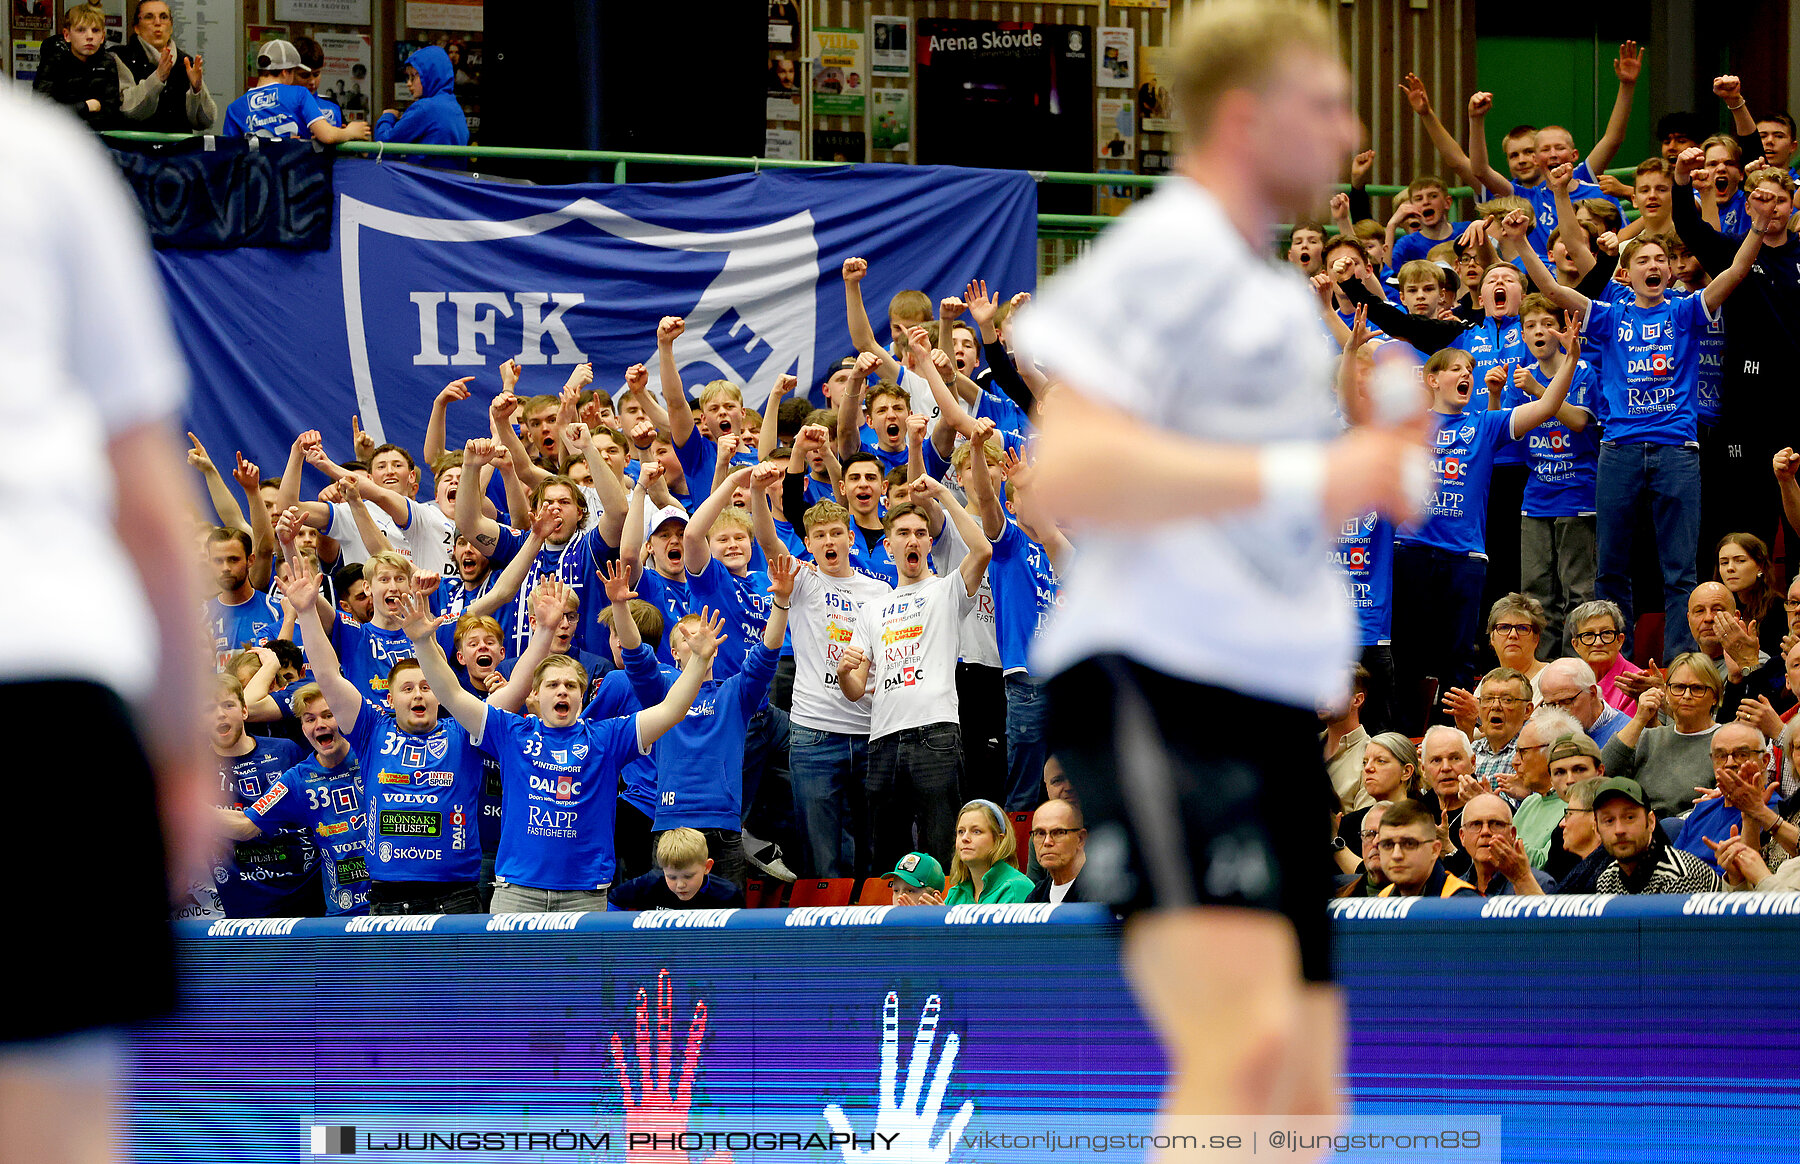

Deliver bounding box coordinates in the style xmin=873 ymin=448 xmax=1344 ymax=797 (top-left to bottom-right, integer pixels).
xmin=159 ymin=158 xmax=1039 ymax=481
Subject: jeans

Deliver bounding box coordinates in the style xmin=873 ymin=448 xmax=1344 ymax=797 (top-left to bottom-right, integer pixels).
xmin=367 ymin=881 xmax=481 ymax=915
xmin=1596 ymin=442 xmax=1701 ymax=660
xmin=1390 ymin=542 xmax=1487 ymax=737
xmin=652 ymin=827 xmax=748 ymax=889
xmin=614 ymin=799 xmax=656 ymax=884
xmin=866 ymin=723 xmax=964 ymax=875
xmin=477 ymin=854 xmax=497 ymax=912
xmin=1003 ymin=672 xmax=1050 ymax=811
xmin=788 ymin=725 xmax=867 ymax=878
xmin=741 ymin=702 xmax=790 ymax=832
xmin=1357 ymin=644 xmax=1395 ymax=736
xmin=1520 ymin=514 xmax=1596 ymax=657
xmin=489 ymin=884 xmax=608 ymax=913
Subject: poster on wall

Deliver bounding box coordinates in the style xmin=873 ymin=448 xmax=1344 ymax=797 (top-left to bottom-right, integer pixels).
xmin=274 ymin=0 xmax=371 ymax=22
xmin=872 ymin=89 xmax=909 ymax=152
xmin=1137 ymin=45 xmax=1173 ymax=133
xmin=810 ymin=27 xmax=865 ymax=117
xmin=316 ymin=32 xmax=373 ymax=120
xmin=176 ymin=0 xmax=240 ymax=108
xmin=764 ymin=127 xmax=799 ymax=160
xmin=870 ymin=15 xmax=909 ymax=77
xmin=12 ymin=0 xmax=52 ymax=36
xmin=766 ymin=52 xmax=799 ymax=98
xmin=406 ymin=0 xmax=482 ymax=32
xmin=12 ymin=39 xmax=42 ymax=82
xmin=1098 ymin=96 xmax=1134 ymax=160
xmin=916 ymin=20 xmax=1093 ymax=212
xmin=767 ymin=1 xmax=799 ymax=47
xmin=1097 ymin=27 xmax=1133 ymax=89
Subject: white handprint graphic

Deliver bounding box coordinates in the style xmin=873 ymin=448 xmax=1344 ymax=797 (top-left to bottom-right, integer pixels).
xmin=823 ymin=991 xmax=975 ymax=1162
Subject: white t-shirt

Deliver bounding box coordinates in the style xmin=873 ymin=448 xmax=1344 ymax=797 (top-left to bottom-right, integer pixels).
xmin=930 ymin=518 xmax=1001 ymax=670
xmin=325 ymin=500 xmax=405 ymax=566
xmin=1014 ymin=176 xmax=1354 ymax=709
xmin=1048 ymin=877 xmax=1075 ymax=904
xmin=850 ymin=572 xmax=977 ymax=740
xmin=789 ymin=564 xmax=892 ymax=734
xmin=898 ymin=367 xmax=941 ymax=424
xmin=0 ymin=87 xmax=185 ymax=701
xmin=400 ymin=500 xmax=456 ymax=576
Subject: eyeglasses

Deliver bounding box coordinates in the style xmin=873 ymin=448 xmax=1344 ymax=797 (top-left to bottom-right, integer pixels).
xmin=1359 ymin=829 xmax=1381 ymax=839
xmin=1784 ymin=599 xmax=1800 ymax=611
xmin=1515 ymin=742 xmax=1550 ymax=755
xmin=1668 ymin=682 xmax=1714 ymax=697
xmin=1463 ymin=819 xmax=1512 ymax=833
xmin=1030 ymin=827 xmax=1084 ymax=842
xmin=1477 ymin=695 xmax=1531 ymax=707
xmin=1573 ymin=630 xmax=1621 ymax=645
xmin=1539 ymin=692 xmax=1584 ymax=710
xmin=1376 ymin=837 xmax=1431 ymax=854
xmin=1712 ymin=747 xmax=1763 ymax=766
xmin=1492 ymin=623 xmax=1538 ymax=637
xmin=1564 ymin=808 xmax=1594 ymax=816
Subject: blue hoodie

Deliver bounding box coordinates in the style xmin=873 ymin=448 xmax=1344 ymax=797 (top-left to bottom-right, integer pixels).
xmin=375 ymin=45 xmax=468 ymax=157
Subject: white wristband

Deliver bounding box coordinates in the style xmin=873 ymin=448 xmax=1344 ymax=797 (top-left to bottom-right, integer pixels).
xmin=1259 ymin=442 xmax=1328 ymax=524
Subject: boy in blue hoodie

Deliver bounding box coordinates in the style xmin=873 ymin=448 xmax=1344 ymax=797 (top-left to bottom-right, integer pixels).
xmin=377 ymin=44 xmax=469 ymax=156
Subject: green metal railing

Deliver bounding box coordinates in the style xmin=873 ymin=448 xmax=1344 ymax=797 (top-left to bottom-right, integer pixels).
xmin=101 ymin=131 xmax=1640 ymax=242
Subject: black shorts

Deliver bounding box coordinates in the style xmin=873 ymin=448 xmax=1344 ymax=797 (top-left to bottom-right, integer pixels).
xmin=1045 ymin=655 xmax=1336 ymax=983
xmin=5 ymin=681 xmax=178 ymax=1044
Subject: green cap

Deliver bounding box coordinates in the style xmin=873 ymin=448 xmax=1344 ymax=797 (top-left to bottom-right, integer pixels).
xmin=1590 ymin=776 xmax=1648 ymax=812
xmin=1546 ymin=732 xmax=1603 ymax=765
xmin=891 ymin=851 xmax=944 ymax=892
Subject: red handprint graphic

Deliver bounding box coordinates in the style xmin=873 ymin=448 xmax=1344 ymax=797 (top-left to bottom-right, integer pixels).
xmin=612 ymin=968 xmax=733 ymax=1164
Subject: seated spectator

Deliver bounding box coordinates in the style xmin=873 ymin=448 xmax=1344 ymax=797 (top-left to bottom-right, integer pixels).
xmin=31 ymin=4 xmax=120 ymax=128
xmin=1591 ymin=777 xmax=1723 ymax=893
xmin=610 ymin=829 xmax=745 ymax=911
xmin=1336 ymin=732 xmax=1423 ymax=848
xmin=376 ymin=45 xmax=470 ymax=154
xmin=1676 ymin=721 xmax=1777 ymax=872
xmin=942 ymin=800 xmax=1033 ymax=905
xmin=1510 ymin=709 xmax=1583 ymax=862
xmin=1334 ymin=801 xmax=1390 ymax=898
xmin=1714 ymin=533 xmax=1784 ymax=658
xmin=1450 ymin=667 xmax=1534 ymax=794
xmin=221 ymin=39 xmax=369 ymax=143
xmin=1375 ymin=799 xmax=1479 ymax=898
xmin=112 ymin=0 xmax=218 ymax=133
xmin=1487 ymin=593 xmax=1551 ymax=685
xmin=1042 ymin=756 xmax=1074 ymax=804
xmin=1568 ymin=599 xmax=1647 ymax=714
xmin=890 ymin=851 xmax=946 ymax=906
xmin=1536 ymin=657 xmax=1630 ymax=747
xmin=1321 ymin=665 xmax=1375 ymax=813
xmin=1686 ymin=581 xmax=1767 ymax=714
xmin=1601 ymin=652 xmax=1722 ymax=816
xmin=1458 ymin=793 xmax=1553 ymax=896
xmin=1026 ymin=799 xmax=1086 ymax=904
xmin=1548 ymin=774 xmax=1610 ymax=893
xmin=1418 ymin=725 xmax=1480 ymax=872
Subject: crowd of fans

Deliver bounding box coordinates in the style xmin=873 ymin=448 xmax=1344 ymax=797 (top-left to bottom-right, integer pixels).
xmin=173 ymin=29 xmax=1800 ymax=917
xmin=33 ymin=1 xmax=467 ymax=150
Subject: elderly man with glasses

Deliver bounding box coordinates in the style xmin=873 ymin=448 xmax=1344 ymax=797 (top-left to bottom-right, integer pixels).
xmin=1448 ymin=667 xmax=1536 ymax=799
xmin=1537 ymin=657 xmax=1630 ymax=748
xmin=1509 ymin=709 xmax=1583 ymax=865
xmin=1025 ymin=798 xmax=1088 ymax=904
xmin=1459 ymin=793 xmax=1554 ymax=895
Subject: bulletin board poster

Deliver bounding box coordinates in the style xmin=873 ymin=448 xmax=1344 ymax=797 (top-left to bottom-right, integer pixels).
xmin=12 ymin=39 xmax=42 ymax=82
xmin=316 ymin=32 xmax=373 ymax=120
xmin=1098 ymin=96 xmax=1134 ymax=160
xmin=870 ymin=15 xmax=909 ymax=77
xmin=1097 ymin=27 xmax=1134 ymax=89
xmin=1138 ymin=45 xmax=1174 ymax=133
xmin=872 ymin=88 xmax=910 ymax=152
xmin=810 ymin=26 xmax=865 ymax=117
xmin=12 ymin=0 xmax=52 ymax=37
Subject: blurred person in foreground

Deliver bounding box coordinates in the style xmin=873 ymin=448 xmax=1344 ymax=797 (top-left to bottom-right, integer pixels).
xmin=1020 ymin=0 xmax=1424 ymax=1142
xmin=0 ymin=84 xmax=206 ymax=1163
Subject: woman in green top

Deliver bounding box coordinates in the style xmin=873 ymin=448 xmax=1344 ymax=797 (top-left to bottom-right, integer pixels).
xmin=942 ymin=799 xmax=1034 ymax=905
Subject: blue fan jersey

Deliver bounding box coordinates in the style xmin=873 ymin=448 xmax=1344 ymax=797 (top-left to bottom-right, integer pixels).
xmin=1335 ymin=512 xmax=1395 ymax=647
xmin=214 ymin=736 xmax=314 ymax=917
xmin=1399 ymin=409 xmax=1518 ymax=557
xmin=243 ymin=752 xmax=369 ymax=916
xmin=346 ymin=708 xmax=484 ymax=883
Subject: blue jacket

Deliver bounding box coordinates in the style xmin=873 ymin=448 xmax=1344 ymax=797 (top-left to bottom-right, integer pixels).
xmin=375 ymin=45 xmax=468 ymax=158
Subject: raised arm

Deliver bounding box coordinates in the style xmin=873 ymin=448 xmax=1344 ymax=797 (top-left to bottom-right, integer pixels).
xmin=620 ymin=362 xmax=670 ymax=432
xmin=185 ymin=432 xmax=249 ymax=534
xmin=229 ymin=449 xmax=276 ymax=592
xmin=465 ymin=508 xmax=555 ymax=619
xmin=489 ymin=581 xmax=568 ymax=714
xmin=965 ymin=420 xmax=1006 ymax=540
xmin=920 ymin=473 xmax=992 ymax=597
xmin=424 ymin=377 xmax=473 ymax=466
xmin=1585 ymin=42 xmax=1641 ymax=175
xmin=1702 ymin=195 xmax=1770 ymax=313
xmin=1462 ymin=90 xmax=1517 ymax=196
xmin=1505 ymin=323 xmax=1580 ymax=435
xmin=395 ymin=590 xmax=488 ymax=733
xmin=455 ymin=438 xmax=506 ymax=554
xmin=836 ymin=639 xmax=871 ymax=704
xmin=564 ymin=422 xmax=628 ymax=548
xmin=748 ymin=462 xmax=788 ymax=559
xmin=1499 ymin=210 xmax=1589 ymax=316
xmin=1399 ymin=73 xmax=1482 ymax=192
xmin=842 ymin=257 xmax=904 ymax=380
xmin=759 ymin=373 xmax=795 ymax=463
xmin=281 ymin=558 xmax=363 ymax=736
xmin=335 ymin=477 xmax=394 ymax=556
xmin=835 ymin=353 xmax=877 ymax=460
xmin=1547 ymin=163 xmax=1597 ymax=280
xmin=1004 ymin=451 xmax=1073 ymax=576
xmin=490 ymin=384 xmax=549 ymax=490
xmin=636 ymin=610 xmax=722 ymax=745
xmin=907 ymin=326 xmax=977 ymax=437
xmin=762 ymin=555 xmax=797 ymax=650
xmin=620 ymin=464 xmax=659 ymax=586
xmin=1776 ymin=450 xmax=1800 ymax=540
xmin=1715 ymin=75 xmax=1757 ymax=139
xmin=936 ymin=298 xmax=979 ymax=406
xmin=656 ymin=316 xmax=699 ymax=448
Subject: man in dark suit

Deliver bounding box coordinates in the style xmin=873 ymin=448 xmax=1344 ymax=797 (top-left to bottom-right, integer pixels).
xmin=1026 ymin=798 xmax=1086 ymax=903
